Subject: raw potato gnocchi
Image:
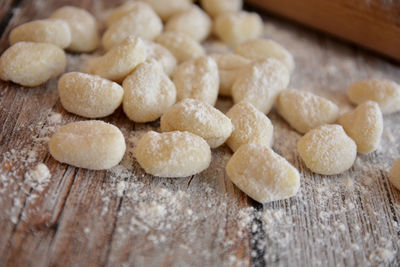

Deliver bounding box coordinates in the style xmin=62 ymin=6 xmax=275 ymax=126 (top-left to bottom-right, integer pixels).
xmin=91 ymin=36 xmax=147 ymax=82
xmin=49 ymin=121 xmax=126 ymax=170
xmin=106 ymin=1 xmax=141 ymax=26
xmin=156 ymin=31 xmax=205 ymax=63
xmin=102 ymin=2 xmax=162 ymax=50
xmin=144 ymin=41 xmax=177 ymax=76
xmin=338 ymin=101 xmax=383 ymax=154
xmin=297 ymin=124 xmax=357 ymax=175
xmin=0 ymin=42 xmax=66 ymax=87
xmin=50 ymin=6 xmax=99 ymax=52
xmin=165 ymin=5 xmax=211 ymax=42
xmin=210 ymin=53 xmax=250 ymax=96
xmin=173 ymin=56 xmax=219 ymax=105
xmin=226 ymin=102 xmax=274 ymax=152
xmin=232 ymin=58 xmax=290 ymax=114
xmin=122 ymin=60 xmax=176 ymax=123
xmin=201 ymin=0 xmax=242 ymax=18
xmin=214 ymin=11 xmax=263 ymax=46
xmin=135 ymin=131 xmax=211 ymax=177
xmin=58 ymin=72 xmax=124 ymax=118
xmin=347 ymin=79 xmax=400 ymax=114
xmin=9 ymin=19 xmax=71 ymax=49
xmin=226 ymin=144 xmax=300 ymax=203
xmin=277 ymin=89 xmax=340 ymax=134
xmin=390 ymin=158 xmax=400 ymax=191
xmin=235 ymin=39 xmax=295 ymax=73
xmin=140 ymin=0 xmax=193 ymax=21
xmin=160 ymin=98 xmax=233 ymax=148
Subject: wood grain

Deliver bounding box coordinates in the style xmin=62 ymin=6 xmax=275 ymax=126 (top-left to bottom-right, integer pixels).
xmin=0 ymin=1 xmax=400 ymax=266
xmin=246 ymin=0 xmax=400 ymax=61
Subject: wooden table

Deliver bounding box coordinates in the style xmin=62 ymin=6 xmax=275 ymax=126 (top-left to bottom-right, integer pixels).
xmin=0 ymin=1 xmax=399 ymax=266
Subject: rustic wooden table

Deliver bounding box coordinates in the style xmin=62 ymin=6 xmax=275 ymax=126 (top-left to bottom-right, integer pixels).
xmin=0 ymin=1 xmax=399 ymax=266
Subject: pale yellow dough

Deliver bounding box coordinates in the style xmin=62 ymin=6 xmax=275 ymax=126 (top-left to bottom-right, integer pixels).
xmin=226 ymin=144 xmax=300 ymax=203
xmin=49 ymin=121 xmax=126 ymax=170
xmin=135 ymin=131 xmax=211 ymax=177
xmin=0 ymin=42 xmax=66 ymax=87
xmin=160 ymin=98 xmax=233 ymax=148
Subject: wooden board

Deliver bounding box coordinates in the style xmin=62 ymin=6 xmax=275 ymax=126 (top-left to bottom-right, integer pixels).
xmin=0 ymin=1 xmax=400 ymax=266
xmin=246 ymin=0 xmax=400 ymax=61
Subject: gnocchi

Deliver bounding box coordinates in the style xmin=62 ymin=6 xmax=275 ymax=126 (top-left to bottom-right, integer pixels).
xmin=9 ymin=19 xmax=71 ymax=49
xmin=91 ymin=36 xmax=147 ymax=82
xmin=160 ymin=98 xmax=233 ymax=148
xmin=277 ymin=89 xmax=340 ymax=134
xmin=232 ymin=58 xmax=290 ymax=114
xmin=226 ymin=144 xmax=300 ymax=203
xmin=347 ymin=79 xmax=400 ymax=114
xmin=173 ymin=56 xmax=219 ymax=105
xmin=297 ymin=124 xmax=357 ymax=175
xmin=50 ymin=6 xmax=99 ymax=52
xmin=106 ymin=1 xmax=139 ymax=26
xmin=156 ymin=31 xmax=205 ymax=63
xmin=139 ymin=0 xmax=193 ymax=21
xmin=214 ymin=11 xmax=263 ymax=46
xmin=144 ymin=40 xmax=177 ymax=76
xmin=49 ymin=121 xmax=126 ymax=170
xmin=0 ymin=42 xmax=66 ymax=87
xmin=165 ymin=5 xmax=211 ymax=42
xmin=235 ymin=39 xmax=295 ymax=73
xmin=102 ymin=2 xmax=162 ymax=50
xmin=338 ymin=101 xmax=383 ymax=154
xmin=135 ymin=131 xmax=211 ymax=177
xmin=58 ymin=72 xmax=124 ymax=118
xmin=201 ymin=0 xmax=242 ymax=18
xmin=226 ymin=102 xmax=274 ymax=152
xmin=122 ymin=60 xmax=176 ymax=122
xmin=209 ymin=53 xmax=250 ymax=96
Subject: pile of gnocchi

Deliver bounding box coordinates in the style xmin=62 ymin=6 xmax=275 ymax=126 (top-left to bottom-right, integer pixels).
xmin=1 ymin=0 xmax=400 ymax=203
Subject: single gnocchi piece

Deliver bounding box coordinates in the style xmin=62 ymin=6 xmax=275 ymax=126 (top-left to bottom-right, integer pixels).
xmin=135 ymin=131 xmax=211 ymax=177
xmin=102 ymin=2 xmax=162 ymax=50
xmin=144 ymin=40 xmax=177 ymax=76
xmin=49 ymin=121 xmax=126 ymax=170
xmin=122 ymin=60 xmax=176 ymax=122
xmin=106 ymin=1 xmax=140 ymax=26
xmin=210 ymin=53 xmax=250 ymax=96
xmin=337 ymin=101 xmax=383 ymax=154
xmin=165 ymin=5 xmax=211 ymax=42
xmin=297 ymin=124 xmax=357 ymax=175
xmin=139 ymin=0 xmax=193 ymax=21
xmin=9 ymin=19 xmax=71 ymax=49
xmin=160 ymin=98 xmax=233 ymax=148
xmin=0 ymin=42 xmax=66 ymax=87
xmin=390 ymin=158 xmax=400 ymax=191
xmin=214 ymin=11 xmax=263 ymax=46
xmin=50 ymin=6 xmax=99 ymax=52
xmin=173 ymin=56 xmax=219 ymax=105
xmin=91 ymin=36 xmax=147 ymax=82
xmin=232 ymin=58 xmax=290 ymax=114
xmin=347 ymin=79 xmax=400 ymax=114
xmin=155 ymin=31 xmax=205 ymax=63
xmin=277 ymin=89 xmax=340 ymax=134
xmin=201 ymin=0 xmax=242 ymax=18
xmin=235 ymin=39 xmax=295 ymax=73
xmin=226 ymin=102 xmax=274 ymax=152
xmin=58 ymin=72 xmax=124 ymax=118
xmin=226 ymin=144 xmax=300 ymax=203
